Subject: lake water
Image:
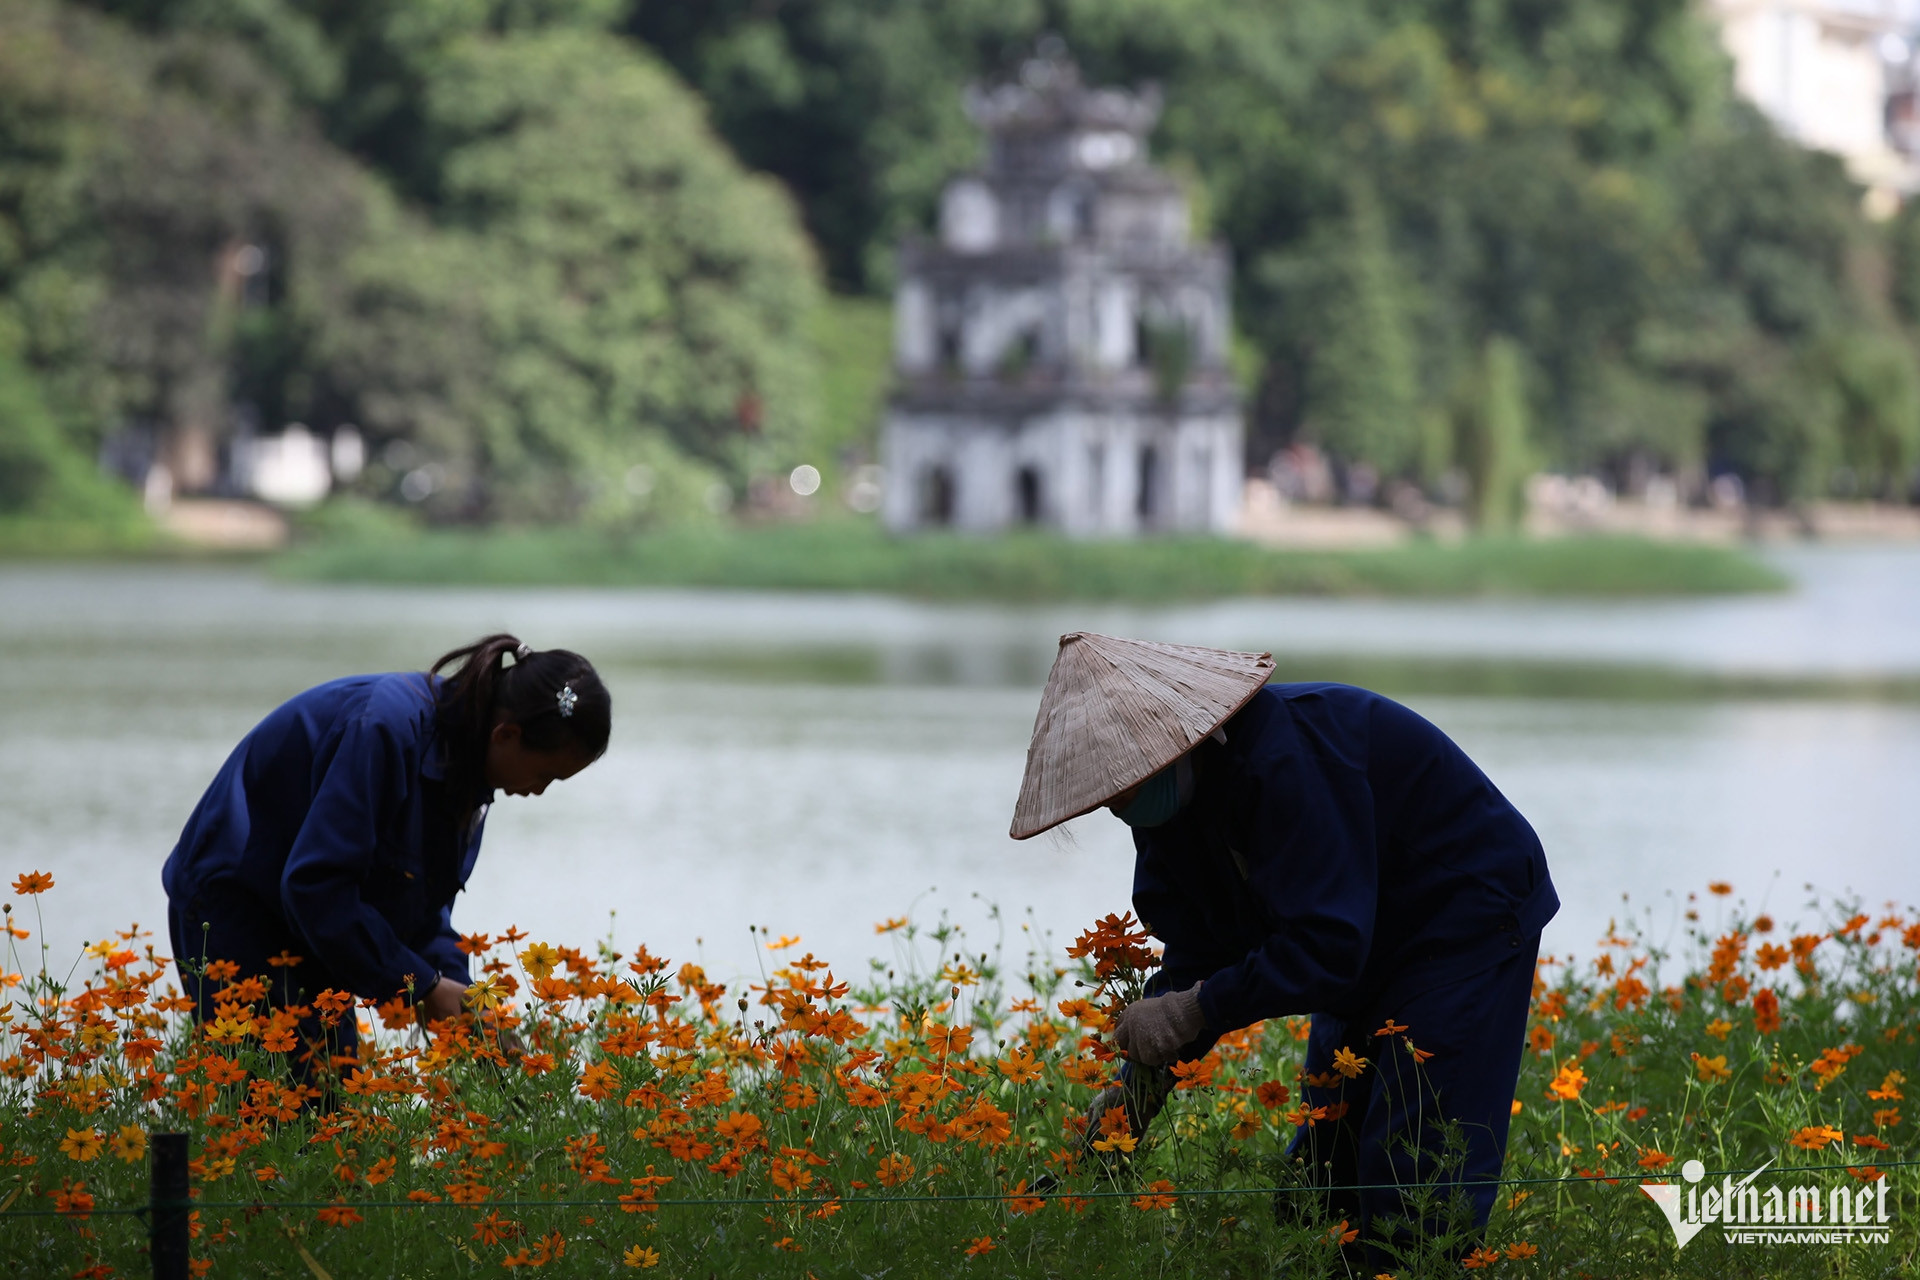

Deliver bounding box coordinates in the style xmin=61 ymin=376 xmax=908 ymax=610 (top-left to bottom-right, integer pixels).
xmin=2 ymin=546 xmax=1916 ymax=992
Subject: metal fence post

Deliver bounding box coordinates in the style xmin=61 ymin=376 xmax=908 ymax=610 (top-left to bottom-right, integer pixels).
xmin=149 ymin=1132 xmax=189 ymax=1280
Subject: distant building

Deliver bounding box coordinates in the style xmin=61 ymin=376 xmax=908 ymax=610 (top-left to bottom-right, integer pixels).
xmin=880 ymin=50 xmax=1242 ymax=536
xmin=1706 ymin=0 xmax=1920 ymax=213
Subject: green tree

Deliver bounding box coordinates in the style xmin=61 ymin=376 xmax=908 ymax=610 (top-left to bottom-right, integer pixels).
xmin=323 ymin=28 xmax=820 ymax=520
xmin=0 ymin=0 xmax=374 ymax=488
xmin=0 ymin=348 xmax=138 ymax=524
xmin=13 ymin=0 xmax=823 ymax=525
xmin=1293 ymin=180 xmax=1421 ymax=475
xmin=1461 ymin=336 xmax=1532 ymax=531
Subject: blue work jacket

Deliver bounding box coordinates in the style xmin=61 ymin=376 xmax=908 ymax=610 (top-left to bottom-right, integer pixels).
xmin=161 ymin=673 xmax=488 ymax=1000
xmin=1133 ymin=684 xmax=1557 ymax=1037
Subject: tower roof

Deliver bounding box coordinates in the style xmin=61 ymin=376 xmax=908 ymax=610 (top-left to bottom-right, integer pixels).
xmin=964 ymin=48 xmax=1161 ymax=147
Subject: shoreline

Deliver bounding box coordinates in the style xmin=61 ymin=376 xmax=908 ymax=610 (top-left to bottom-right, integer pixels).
xmin=264 ymin=521 xmax=1792 ymax=600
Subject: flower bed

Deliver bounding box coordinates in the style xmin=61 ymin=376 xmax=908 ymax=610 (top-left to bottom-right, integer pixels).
xmin=0 ymin=875 xmax=1913 ymax=1278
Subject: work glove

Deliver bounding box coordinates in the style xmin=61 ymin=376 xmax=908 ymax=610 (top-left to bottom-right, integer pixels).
xmin=1112 ymin=982 xmax=1206 ymax=1066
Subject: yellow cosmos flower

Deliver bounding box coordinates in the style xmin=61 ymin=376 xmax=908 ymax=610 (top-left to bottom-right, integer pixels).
xmin=109 ymin=1125 xmax=147 ymax=1164
xmin=520 ymin=943 xmax=560 ymax=981
xmin=59 ymin=1128 xmax=103 ymax=1162
xmin=464 ymin=975 xmax=507 ymax=1012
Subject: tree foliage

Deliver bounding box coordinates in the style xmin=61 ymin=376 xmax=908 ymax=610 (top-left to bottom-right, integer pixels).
xmin=7 ymin=0 xmax=821 ymax=522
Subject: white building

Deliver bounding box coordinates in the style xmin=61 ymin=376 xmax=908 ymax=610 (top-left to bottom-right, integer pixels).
xmin=1707 ymin=0 xmax=1920 ymax=212
xmin=880 ymin=52 xmax=1242 ymax=536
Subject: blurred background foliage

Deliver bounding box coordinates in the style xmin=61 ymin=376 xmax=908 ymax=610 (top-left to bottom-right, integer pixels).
xmin=1 ymin=0 xmax=1916 ymax=528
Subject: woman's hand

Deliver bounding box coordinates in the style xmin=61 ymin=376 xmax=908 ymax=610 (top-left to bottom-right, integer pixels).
xmin=419 ymin=975 xmax=468 ymax=1026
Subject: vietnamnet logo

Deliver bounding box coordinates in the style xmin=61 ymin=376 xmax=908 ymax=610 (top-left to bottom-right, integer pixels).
xmin=1639 ymin=1158 xmax=1893 ymax=1247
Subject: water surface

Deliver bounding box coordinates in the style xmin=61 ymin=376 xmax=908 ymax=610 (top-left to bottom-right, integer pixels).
xmin=2 ymin=547 xmax=1915 ymax=989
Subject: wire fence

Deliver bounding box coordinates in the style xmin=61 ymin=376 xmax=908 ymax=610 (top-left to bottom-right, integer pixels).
xmin=3 ymin=1138 xmax=1913 ymax=1274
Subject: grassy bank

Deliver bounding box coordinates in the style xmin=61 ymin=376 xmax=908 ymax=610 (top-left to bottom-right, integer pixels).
xmin=0 ymin=876 xmax=1912 ymax=1278
xmin=0 ymin=515 xmax=159 ymax=557
xmin=275 ymin=519 xmax=1789 ymax=600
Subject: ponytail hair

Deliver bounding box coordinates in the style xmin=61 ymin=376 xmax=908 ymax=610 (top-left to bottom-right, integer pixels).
xmin=429 ymin=633 xmax=612 ymax=800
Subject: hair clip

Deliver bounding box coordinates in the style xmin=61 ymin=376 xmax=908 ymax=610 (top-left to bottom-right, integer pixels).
xmin=514 ymin=643 xmax=532 ymax=661
xmin=556 ymin=684 xmax=577 ymax=718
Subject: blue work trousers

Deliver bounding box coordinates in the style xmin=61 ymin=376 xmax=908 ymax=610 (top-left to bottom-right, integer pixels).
xmin=1286 ymin=938 xmax=1539 ymax=1260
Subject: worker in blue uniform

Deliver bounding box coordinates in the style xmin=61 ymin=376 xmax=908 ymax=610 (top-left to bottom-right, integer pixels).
xmin=1010 ymin=632 xmax=1555 ymax=1257
xmin=162 ymin=633 xmax=610 ymax=1072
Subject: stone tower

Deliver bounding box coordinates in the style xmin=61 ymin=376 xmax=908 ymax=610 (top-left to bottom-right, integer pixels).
xmin=880 ymin=50 xmax=1242 ymax=536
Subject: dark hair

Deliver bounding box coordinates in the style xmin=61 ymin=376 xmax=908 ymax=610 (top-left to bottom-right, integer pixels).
xmin=429 ymin=633 xmax=611 ymax=800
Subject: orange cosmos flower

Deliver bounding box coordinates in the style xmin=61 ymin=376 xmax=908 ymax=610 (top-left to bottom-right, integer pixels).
xmin=1789 ymin=1124 xmax=1844 ymax=1150
xmin=1546 ymin=1063 xmax=1587 ymax=1100
xmin=53 ymin=1180 xmax=94 ymax=1219
xmin=875 ymin=1153 xmax=914 ymax=1186
xmin=924 ymin=1022 xmax=972 ymax=1058
xmin=578 ymin=1061 xmax=620 ymax=1102
xmin=1506 ymin=1242 xmax=1539 ymax=1259
xmin=1091 ymin=1108 xmax=1136 ymax=1154
xmin=1868 ymin=1070 xmax=1906 ymax=1101
xmin=1170 ymin=1058 xmax=1217 ymax=1091
xmin=874 ymin=918 xmax=908 ymax=934
xmin=1006 ymin=1180 xmax=1046 ymax=1215
xmin=1692 ymin=1053 xmax=1731 ymax=1084
xmin=1809 ymin=1044 xmax=1862 ymax=1086
xmin=1752 ymin=988 xmax=1781 ymax=1035
xmin=1326 ymin=1218 xmax=1358 ymax=1244
xmin=1637 ymin=1149 xmax=1672 ymax=1170
xmin=1374 ymin=1019 xmax=1409 ymax=1036
xmin=624 ymin=1245 xmax=661 ymax=1268
xmin=714 ymin=1112 xmax=763 ymax=1146
xmin=1707 ymin=882 xmax=1733 ymax=896
xmin=997 ymin=1047 xmax=1042 ymax=1084
xmin=203 ymin=1056 xmax=247 ymax=1085
xmin=1132 ymin=1180 xmax=1177 ymax=1211
xmin=1462 ymin=1246 xmax=1501 ymax=1269
xmin=964 ymin=1236 xmax=996 ymax=1257
xmin=768 ymin=1157 xmax=812 ymax=1192
xmin=12 ymin=871 xmax=53 ymax=895
xmin=1256 ymin=1080 xmax=1291 ymax=1109
xmin=1332 ymin=1047 xmax=1369 ymax=1078
xmin=316 ymin=1202 xmax=363 ymax=1228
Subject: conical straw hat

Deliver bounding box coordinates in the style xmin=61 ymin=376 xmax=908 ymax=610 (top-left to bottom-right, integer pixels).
xmin=1009 ymin=632 xmax=1274 ymax=840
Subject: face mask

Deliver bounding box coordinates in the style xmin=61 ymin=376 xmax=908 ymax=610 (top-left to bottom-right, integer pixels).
xmin=1114 ymin=756 xmax=1193 ymax=828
